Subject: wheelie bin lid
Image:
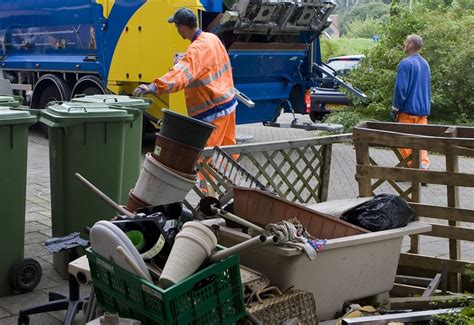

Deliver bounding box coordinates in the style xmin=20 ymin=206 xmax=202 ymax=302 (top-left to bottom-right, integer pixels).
xmin=71 ymin=95 xmax=151 ymax=110
xmin=0 ymin=95 xmax=21 ymax=107
xmin=0 ymin=106 xmax=37 ymax=126
xmin=39 ymin=102 xmax=133 ymax=127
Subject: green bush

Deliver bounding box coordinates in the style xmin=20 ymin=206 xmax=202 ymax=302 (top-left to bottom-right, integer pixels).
xmin=346 ymin=3 xmax=474 ymax=123
xmin=345 ymin=18 xmax=384 ymax=39
xmin=322 ymin=110 xmax=367 ymax=133
xmin=339 ymin=2 xmax=390 ymax=35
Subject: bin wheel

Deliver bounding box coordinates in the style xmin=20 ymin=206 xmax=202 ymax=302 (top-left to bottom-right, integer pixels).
xmin=10 ymin=258 xmax=42 ymax=293
xmin=18 ymin=314 xmax=30 ymax=325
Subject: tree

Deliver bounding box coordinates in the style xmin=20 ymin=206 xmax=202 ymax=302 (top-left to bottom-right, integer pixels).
xmin=346 ymin=3 xmax=474 ymax=122
xmin=339 ymin=2 xmax=390 ymax=35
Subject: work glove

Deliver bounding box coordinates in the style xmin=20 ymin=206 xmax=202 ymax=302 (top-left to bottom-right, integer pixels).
xmin=133 ymin=83 xmax=157 ymax=97
xmin=389 ymin=109 xmax=398 ymax=122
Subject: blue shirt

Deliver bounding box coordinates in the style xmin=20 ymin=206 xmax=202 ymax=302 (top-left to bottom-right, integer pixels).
xmin=393 ymin=54 xmax=431 ymax=116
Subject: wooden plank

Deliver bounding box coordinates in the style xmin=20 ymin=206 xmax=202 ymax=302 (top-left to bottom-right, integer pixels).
xmin=354 ymin=142 xmax=372 ymax=197
xmin=421 ymin=273 xmax=442 ymax=298
xmin=384 ymin=294 xmax=473 ymax=311
xmin=445 ymin=128 xmax=461 ymax=292
xmin=395 ymin=275 xmax=433 ymax=286
xmin=399 ymin=253 xmax=470 ymax=274
xmin=426 ymin=224 xmax=474 ymax=242
xmin=390 ymin=283 xmax=428 ymax=297
xmin=363 ymin=121 xmax=453 ymax=136
xmin=410 ymin=149 xmax=421 ymax=253
xmin=353 ymin=129 xmax=474 ymax=155
xmin=358 ymin=122 xmax=474 ymax=139
xmin=354 ymin=125 xmax=474 ymax=145
xmin=356 ymin=165 xmax=474 ymax=188
xmin=409 ymin=203 xmax=474 ymax=223
xmin=320 ymin=144 xmax=332 ymax=202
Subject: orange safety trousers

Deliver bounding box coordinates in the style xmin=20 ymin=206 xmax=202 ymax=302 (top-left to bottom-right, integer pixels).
xmin=198 ymin=111 xmax=237 ymax=190
xmin=397 ymin=112 xmax=430 ymax=169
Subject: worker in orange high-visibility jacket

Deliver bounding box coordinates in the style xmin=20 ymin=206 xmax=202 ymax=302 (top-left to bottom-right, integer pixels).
xmin=133 ymin=7 xmax=237 ymax=151
xmin=134 ymin=8 xmax=237 ymax=193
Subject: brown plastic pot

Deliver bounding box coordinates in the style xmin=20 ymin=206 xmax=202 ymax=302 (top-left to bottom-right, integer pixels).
xmin=160 ymin=109 xmax=216 ymax=149
xmin=232 ymin=187 xmax=368 ymax=239
xmin=152 ymin=133 xmax=202 ymax=174
xmin=126 ymin=190 xmax=151 ymax=212
xmin=148 ymin=154 xmax=197 ymax=181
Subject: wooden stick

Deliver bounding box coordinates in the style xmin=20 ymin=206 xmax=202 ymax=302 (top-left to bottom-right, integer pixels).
xmin=75 ymin=173 xmax=135 ymax=219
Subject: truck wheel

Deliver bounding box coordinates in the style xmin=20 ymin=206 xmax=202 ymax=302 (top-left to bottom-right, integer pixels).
xmin=309 ymin=111 xmax=326 ymax=122
xmin=32 ymin=75 xmax=71 ymax=137
xmin=71 ymin=75 xmax=106 ymax=98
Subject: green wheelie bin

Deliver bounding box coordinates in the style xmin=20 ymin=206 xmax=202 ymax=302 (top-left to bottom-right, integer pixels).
xmin=71 ymin=95 xmax=151 ymax=204
xmin=0 ymin=95 xmax=20 ymax=107
xmin=39 ymin=102 xmax=133 ymax=277
xmin=0 ymin=106 xmax=41 ymax=296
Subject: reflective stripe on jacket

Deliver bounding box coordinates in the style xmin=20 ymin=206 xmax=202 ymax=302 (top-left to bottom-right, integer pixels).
xmin=153 ymin=31 xmax=235 ymax=118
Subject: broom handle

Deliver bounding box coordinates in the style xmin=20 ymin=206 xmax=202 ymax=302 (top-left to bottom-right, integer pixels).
xmin=75 ymin=173 xmax=135 ymax=219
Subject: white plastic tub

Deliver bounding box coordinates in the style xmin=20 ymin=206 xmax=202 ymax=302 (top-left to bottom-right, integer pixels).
xmin=219 ymin=221 xmax=431 ymax=320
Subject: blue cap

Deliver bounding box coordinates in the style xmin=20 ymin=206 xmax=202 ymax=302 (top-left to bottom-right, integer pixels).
xmin=167 ymin=8 xmax=197 ymax=25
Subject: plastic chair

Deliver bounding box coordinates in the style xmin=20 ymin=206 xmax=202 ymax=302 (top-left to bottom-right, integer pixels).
xmin=18 ymin=233 xmax=89 ymax=325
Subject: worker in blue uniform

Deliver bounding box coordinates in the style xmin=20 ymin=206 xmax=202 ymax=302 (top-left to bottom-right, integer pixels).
xmin=390 ymin=34 xmax=431 ymax=169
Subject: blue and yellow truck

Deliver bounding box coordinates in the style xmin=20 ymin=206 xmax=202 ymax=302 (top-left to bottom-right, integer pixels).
xmin=0 ymin=0 xmax=338 ymax=130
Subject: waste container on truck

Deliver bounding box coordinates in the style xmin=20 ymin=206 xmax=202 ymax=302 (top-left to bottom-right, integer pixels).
xmin=39 ymin=102 xmax=133 ymax=277
xmin=0 ymin=104 xmax=42 ymax=295
xmin=71 ymin=95 xmax=151 ymax=204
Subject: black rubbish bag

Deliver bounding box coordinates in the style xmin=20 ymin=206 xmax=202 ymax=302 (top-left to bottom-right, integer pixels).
xmin=341 ymin=194 xmax=415 ymax=231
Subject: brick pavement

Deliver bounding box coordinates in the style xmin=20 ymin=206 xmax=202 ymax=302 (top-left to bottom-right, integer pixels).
xmin=1 ymin=115 xmax=473 ymax=324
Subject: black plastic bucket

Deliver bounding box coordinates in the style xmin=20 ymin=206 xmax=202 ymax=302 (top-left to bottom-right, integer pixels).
xmin=160 ymin=109 xmax=216 ymax=149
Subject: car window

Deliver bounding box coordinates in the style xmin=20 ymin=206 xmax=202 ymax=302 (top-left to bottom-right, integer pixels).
xmin=327 ymin=60 xmax=360 ymax=75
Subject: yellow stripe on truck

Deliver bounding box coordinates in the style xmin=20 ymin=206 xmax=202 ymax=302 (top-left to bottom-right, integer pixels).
xmin=106 ymin=0 xmax=204 ymax=119
xmin=96 ymin=0 xmax=115 ymax=18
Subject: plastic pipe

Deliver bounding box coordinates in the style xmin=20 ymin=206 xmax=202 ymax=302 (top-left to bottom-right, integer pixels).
xmin=208 ymin=234 xmax=277 ymax=263
xmin=216 ymin=208 xmax=265 ymax=234
xmin=75 ymin=173 xmax=135 ymax=219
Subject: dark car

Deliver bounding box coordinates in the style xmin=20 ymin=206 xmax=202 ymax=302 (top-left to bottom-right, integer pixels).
xmin=310 ymin=55 xmax=364 ymax=121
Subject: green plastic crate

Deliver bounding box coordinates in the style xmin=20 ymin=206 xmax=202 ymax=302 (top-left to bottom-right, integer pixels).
xmin=86 ymin=247 xmax=246 ymax=324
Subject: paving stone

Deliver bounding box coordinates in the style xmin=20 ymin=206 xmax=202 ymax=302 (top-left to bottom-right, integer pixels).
xmin=24 ymin=243 xmax=49 ymax=258
xmin=25 ymin=212 xmax=50 ymax=224
xmin=38 ymin=229 xmax=52 ymax=237
xmin=34 ymin=275 xmax=67 ymax=291
xmin=25 ymin=222 xmax=49 ymax=234
xmin=0 ymin=290 xmax=49 ymax=315
xmin=0 ymin=307 xmax=10 ymax=319
xmin=25 ymin=232 xmax=49 ymax=245
xmin=36 ymin=218 xmax=51 ymax=227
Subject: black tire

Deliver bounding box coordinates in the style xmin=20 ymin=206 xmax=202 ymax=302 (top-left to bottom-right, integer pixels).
xmin=79 ymin=86 xmax=103 ymax=96
xmin=37 ymin=85 xmax=68 ymax=137
xmin=309 ymin=111 xmax=326 ymax=122
xmin=10 ymin=258 xmax=42 ymax=293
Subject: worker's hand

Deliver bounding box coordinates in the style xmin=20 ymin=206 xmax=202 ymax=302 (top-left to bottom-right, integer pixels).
xmin=133 ymin=83 xmax=157 ymax=97
xmin=389 ymin=109 xmax=398 ymax=122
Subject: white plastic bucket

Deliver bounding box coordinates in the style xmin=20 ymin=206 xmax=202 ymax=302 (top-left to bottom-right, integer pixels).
xmin=160 ymin=222 xmax=217 ymax=288
xmin=133 ymin=153 xmax=195 ymax=206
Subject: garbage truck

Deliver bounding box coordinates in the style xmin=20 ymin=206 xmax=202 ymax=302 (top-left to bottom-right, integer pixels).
xmin=0 ymin=0 xmax=363 ymax=131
